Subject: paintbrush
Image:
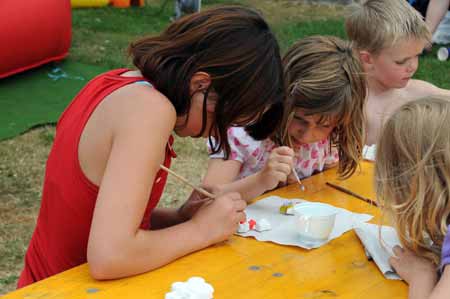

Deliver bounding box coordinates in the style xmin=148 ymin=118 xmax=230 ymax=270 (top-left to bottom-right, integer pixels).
xmin=273 ymin=134 xmax=305 ymax=191
xmin=292 ymin=168 xmax=306 ymax=191
xmin=274 ymin=134 xmax=306 ymax=191
xmin=326 ymin=182 xmax=378 ymax=207
xmin=159 ymin=165 xmax=215 ymax=198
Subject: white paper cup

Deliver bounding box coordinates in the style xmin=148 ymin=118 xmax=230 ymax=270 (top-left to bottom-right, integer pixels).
xmin=294 ymin=202 xmax=337 ymax=245
xmin=437 ymin=47 xmax=450 ymax=61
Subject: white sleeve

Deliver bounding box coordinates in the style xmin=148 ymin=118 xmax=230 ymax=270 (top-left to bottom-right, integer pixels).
xmin=207 ymin=127 xmax=252 ymax=163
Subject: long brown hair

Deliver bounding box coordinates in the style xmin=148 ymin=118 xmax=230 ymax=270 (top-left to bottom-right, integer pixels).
xmin=281 ymin=35 xmax=367 ymax=179
xmin=128 ymin=6 xmax=284 ymax=157
xmin=375 ymin=96 xmax=450 ymax=266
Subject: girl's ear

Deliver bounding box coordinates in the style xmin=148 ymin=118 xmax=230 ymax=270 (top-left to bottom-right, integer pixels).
xmin=189 ymin=72 xmax=212 ymax=95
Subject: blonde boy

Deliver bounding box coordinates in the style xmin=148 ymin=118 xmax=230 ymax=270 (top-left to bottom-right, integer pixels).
xmin=346 ymin=0 xmax=450 ymax=145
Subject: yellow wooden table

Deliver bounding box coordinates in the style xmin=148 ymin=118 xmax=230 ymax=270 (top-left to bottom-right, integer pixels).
xmin=4 ymin=162 xmax=407 ymax=299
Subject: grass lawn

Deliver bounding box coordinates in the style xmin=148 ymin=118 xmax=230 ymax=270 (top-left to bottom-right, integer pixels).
xmin=0 ymin=0 xmax=448 ymax=295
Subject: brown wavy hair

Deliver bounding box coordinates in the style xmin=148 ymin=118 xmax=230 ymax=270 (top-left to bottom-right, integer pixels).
xmin=128 ymin=6 xmax=284 ymax=157
xmin=375 ymin=96 xmax=450 ymax=266
xmin=280 ymin=35 xmax=367 ymax=179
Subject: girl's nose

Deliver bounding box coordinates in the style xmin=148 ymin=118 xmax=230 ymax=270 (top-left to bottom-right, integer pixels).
xmin=300 ymin=128 xmax=317 ymax=143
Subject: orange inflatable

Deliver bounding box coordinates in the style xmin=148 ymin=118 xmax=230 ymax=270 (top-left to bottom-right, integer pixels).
xmin=111 ymin=0 xmax=145 ymax=8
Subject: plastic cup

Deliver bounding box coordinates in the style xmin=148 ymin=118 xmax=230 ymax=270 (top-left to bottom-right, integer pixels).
xmin=294 ymin=202 xmax=337 ymax=246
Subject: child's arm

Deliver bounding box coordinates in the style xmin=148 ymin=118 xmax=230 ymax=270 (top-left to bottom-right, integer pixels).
xmin=428 ymin=266 xmax=450 ymax=299
xmin=203 ymin=147 xmax=294 ymax=202
xmin=410 ymin=79 xmax=450 ymax=98
xmin=425 ymin=0 xmax=450 ymax=35
xmin=148 ymin=208 xmax=185 ymax=229
xmin=389 ymin=245 xmax=438 ymax=299
xmin=203 ymin=158 xmax=242 ymax=187
xmin=86 ymin=90 xmax=246 ymax=280
xmin=150 ymin=187 xmax=217 ymax=229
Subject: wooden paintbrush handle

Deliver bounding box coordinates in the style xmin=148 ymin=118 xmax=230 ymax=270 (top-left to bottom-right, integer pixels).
xmin=326 ymin=182 xmax=378 ymax=207
xmin=159 ymin=165 xmax=215 ymax=198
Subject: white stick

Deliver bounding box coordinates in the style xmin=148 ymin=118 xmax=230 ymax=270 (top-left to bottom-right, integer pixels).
xmin=292 ymin=168 xmax=305 ymax=191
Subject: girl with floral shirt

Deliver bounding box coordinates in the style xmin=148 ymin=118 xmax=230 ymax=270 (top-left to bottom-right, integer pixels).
xmin=203 ymin=36 xmax=367 ymax=201
xmin=209 ymin=127 xmax=338 ymax=180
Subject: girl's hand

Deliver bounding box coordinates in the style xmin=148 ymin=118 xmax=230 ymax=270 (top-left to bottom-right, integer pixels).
xmin=259 ymin=146 xmax=294 ymax=191
xmin=191 ymin=192 xmax=246 ymax=246
xmin=389 ymin=245 xmax=438 ymax=285
xmin=177 ymin=185 xmax=223 ymax=221
xmin=287 ymin=172 xmax=298 ymax=185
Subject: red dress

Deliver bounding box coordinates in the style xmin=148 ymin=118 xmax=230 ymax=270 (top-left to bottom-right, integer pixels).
xmin=17 ymin=69 xmax=176 ymax=288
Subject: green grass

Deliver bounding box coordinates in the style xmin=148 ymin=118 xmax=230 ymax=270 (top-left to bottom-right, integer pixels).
xmin=275 ymin=19 xmax=347 ymax=51
xmin=0 ymin=0 xmax=449 ymax=295
xmin=415 ymin=47 xmax=450 ymax=89
xmin=70 ymin=3 xmax=170 ymax=68
xmin=69 ymin=0 xmax=450 ymax=90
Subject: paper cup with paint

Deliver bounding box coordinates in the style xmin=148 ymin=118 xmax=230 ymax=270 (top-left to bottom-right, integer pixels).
xmin=294 ymin=202 xmax=337 ymax=246
xmin=437 ymin=47 xmax=450 ymax=61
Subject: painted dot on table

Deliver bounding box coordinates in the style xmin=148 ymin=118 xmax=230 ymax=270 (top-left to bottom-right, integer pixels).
xmin=86 ymin=288 xmax=100 ymax=293
xmin=248 ymin=265 xmax=261 ymax=271
xmin=272 ymin=272 xmax=284 ymax=277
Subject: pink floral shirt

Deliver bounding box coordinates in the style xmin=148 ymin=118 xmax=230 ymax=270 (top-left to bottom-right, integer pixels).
xmin=208 ymin=127 xmax=339 ymax=179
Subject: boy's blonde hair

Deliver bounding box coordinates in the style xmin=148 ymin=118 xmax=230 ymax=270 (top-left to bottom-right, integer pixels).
xmin=345 ymin=0 xmax=431 ymax=54
xmin=281 ymin=35 xmax=367 ymax=179
xmin=375 ymin=97 xmax=450 ymax=265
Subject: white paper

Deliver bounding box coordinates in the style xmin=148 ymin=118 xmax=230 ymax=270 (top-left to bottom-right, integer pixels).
xmin=237 ymin=196 xmax=373 ymax=249
xmin=363 ymin=144 xmax=376 ymax=161
xmin=354 ymin=222 xmax=402 ymax=280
